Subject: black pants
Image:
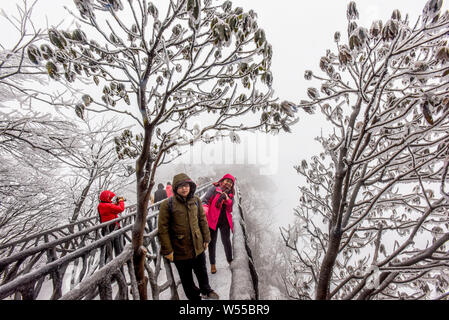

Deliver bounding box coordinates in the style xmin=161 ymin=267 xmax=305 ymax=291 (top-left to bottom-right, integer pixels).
xmin=209 ymin=224 xmax=233 ymax=265
xmin=101 ymin=224 xmax=123 ymax=259
xmin=174 ymin=252 xmax=212 ymax=301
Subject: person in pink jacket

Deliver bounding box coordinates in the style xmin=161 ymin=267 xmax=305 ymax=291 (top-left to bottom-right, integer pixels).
xmin=166 ymin=182 xmax=173 ymax=198
xmin=202 ymin=174 xmax=235 ymax=274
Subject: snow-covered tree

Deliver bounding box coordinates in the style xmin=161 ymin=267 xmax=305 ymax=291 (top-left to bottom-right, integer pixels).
xmin=0 ymin=2 xmax=128 ymax=246
xmin=0 ymin=118 xmax=80 ymax=246
xmin=0 ymin=2 xmax=76 ymax=243
xmin=36 ymin=0 xmax=298 ymax=299
xmin=0 ymin=1 xmax=79 ymax=158
xmin=61 ymin=116 xmax=135 ymax=225
xmin=0 ymin=1 xmax=44 ymax=100
xmin=0 ymin=0 xmax=80 ymax=108
xmin=235 ymin=168 xmax=289 ymax=299
xmin=284 ymin=0 xmax=449 ymax=300
xmin=0 ymin=112 xmax=133 ymax=246
xmin=0 ymin=155 xmax=68 ymax=246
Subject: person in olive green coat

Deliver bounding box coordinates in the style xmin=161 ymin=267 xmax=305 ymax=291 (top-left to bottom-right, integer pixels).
xmin=158 ymin=173 xmax=219 ymax=300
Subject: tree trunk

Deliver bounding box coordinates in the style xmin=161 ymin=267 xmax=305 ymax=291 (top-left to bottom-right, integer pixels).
xmin=315 ymin=230 xmax=342 ymax=300
xmin=67 ymin=176 xmax=95 ymax=241
xmin=315 ymin=142 xmax=347 ymax=300
xmin=132 ymin=78 xmax=153 ymax=299
xmin=71 ymin=176 xmax=95 ymax=223
xmin=133 ymin=180 xmax=149 ymax=300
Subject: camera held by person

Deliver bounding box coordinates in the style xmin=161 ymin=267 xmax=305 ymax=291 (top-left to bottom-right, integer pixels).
xmin=115 ymin=196 xmax=126 ymax=204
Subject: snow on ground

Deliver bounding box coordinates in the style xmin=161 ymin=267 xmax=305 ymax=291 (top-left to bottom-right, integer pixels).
xmin=205 ymin=233 xmax=232 ymax=300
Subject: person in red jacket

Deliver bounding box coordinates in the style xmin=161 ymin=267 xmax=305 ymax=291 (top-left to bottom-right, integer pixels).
xmin=98 ymin=190 xmax=125 ymax=225
xmin=98 ymin=190 xmax=125 ymax=258
xmin=166 ymin=182 xmax=173 ymax=198
xmin=202 ymin=174 xmax=235 ymax=274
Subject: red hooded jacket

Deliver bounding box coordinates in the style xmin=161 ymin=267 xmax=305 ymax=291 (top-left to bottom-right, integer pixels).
xmin=202 ymin=174 xmax=235 ymax=232
xmin=98 ymin=190 xmax=125 ymax=224
xmin=166 ymin=184 xmax=173 ymax=198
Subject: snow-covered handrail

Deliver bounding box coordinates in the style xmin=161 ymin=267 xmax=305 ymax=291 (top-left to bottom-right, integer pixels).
xmin=229 ymin=183 xmax=259 ymax=300
xmin=58 ymin=244 xmax=135 ymax=300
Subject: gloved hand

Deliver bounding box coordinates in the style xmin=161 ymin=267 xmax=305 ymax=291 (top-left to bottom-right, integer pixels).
xmin=164 ymin=252 xmax=174 ymax=262
xmin=215 ymin=192 xmax=228 ymax=208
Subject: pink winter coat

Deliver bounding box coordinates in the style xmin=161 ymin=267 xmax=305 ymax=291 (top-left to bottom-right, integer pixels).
xmin=166 ymin=184 xmax=173 ymax=198
xmin=202 ymin=174 xmax=235 ymax=232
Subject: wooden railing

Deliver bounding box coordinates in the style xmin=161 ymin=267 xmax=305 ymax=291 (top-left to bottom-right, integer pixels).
xmin=229 ymin=184 xmax=259 ymax=300
xmin=0 ymin=206 xmax=137 ymax=259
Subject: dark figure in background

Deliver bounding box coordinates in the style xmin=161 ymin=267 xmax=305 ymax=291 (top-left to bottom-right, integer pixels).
xmin=202 ymin=174 xmax=235 ymax=274
xmin=158 ymin=173 xmax=219 ymax=300
xmin=98 ymin=190 xmax=125 ymax=258
xmin=154 ymin=183 xmax=168 ymax=209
